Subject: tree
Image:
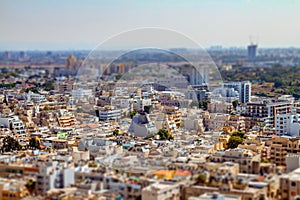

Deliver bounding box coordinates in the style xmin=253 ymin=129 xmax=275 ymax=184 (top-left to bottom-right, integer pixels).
xmin=43 ymin=106 xmax=50 ymax=111
xmin=25 ymin=179 xmax=36 ymax=194
xmin=231 ymin=132 xmax=247 ymax=139
xmin=113 ymin=129 xmax=119 ymax=136
xmin=43 ymin=80 xmax=55 ymax=91
xmin=157 ymin=129 xmax=174 ymax=140
xmin=25 ymin=87 xmax=39 ymax=93
xmin=196 ymin=173 xmax=206 ymax=184
xmin=29 ymin=137 xmax=40 ymax=149
xmin=144 ymin=105 xmax=152 ymax=114
xmin=129 ymin=110 xmax=137 ymax=119
xmin=1 ymin=136 xmax=21 ymax=152
xmin=227 ymin=136 xmax=244 ymax=149
xmin=232 ymin=100 xmax=239 ymax=110
xmin=116 ymin=74 xmax=123 ymax=80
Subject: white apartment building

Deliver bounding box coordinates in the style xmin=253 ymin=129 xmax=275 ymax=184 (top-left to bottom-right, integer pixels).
xmin=221 ymin=81 xmax=252 ymax=103
xmin=71 ymin=88 xmax=93 ymax=99
xmin=0 ymin=115 xmax=26 ymax=136
xmin=36 ymin=161 xmax=75 ymax=195
xmin=98 ymin=109 xmax=121 ymax=121
xmin=26 ymin=91 xmax=46 ymax=103
xmin=275 ymin=113 xmax=300 ymax=136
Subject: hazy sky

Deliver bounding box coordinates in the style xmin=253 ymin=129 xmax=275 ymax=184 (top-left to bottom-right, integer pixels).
xmin=0 ymin=0 xmax=300 ymax=50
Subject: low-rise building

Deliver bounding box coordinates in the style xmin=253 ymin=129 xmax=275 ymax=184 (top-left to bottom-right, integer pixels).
xmin=279 ymin=168 xmax=300 ymax=200
xmin=142 ymin=181 xmax=183 ymax=200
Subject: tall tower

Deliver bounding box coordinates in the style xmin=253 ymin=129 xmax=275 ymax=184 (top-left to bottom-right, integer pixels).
xmin=241 ymin=81 xmax=251 ymax=103
xmin=247 ymin=44 xmax=257 ymax=58
xmin=66 ymin=55 xmax=77 ymax=69
xmin=247 ymin=36 xmax=258 ymax=58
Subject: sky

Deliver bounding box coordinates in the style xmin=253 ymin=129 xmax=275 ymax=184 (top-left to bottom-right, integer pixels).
xmin=0 ymin=0 xmax=300 ymax=50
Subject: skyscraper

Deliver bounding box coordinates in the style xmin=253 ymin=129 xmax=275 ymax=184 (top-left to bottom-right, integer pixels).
xmin=247 ymin=44 xmax=257 ymax=58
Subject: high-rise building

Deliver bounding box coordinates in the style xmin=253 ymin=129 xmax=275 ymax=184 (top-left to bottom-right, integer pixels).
xmin=241 ymin=81 xmax=252 ymax=103
xmin=179 ymin=65 xmax=209 ymax=86
xmin=222 ymin=81 xmax=251 ymax=103
xmin=247 ymin=44 xmax=258 ymax=58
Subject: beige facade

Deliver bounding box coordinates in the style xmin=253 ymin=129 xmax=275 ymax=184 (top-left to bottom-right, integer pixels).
xmin=279 ymin=168 xmax=300 ymax=200
xmin=142 ymin=181 xmax=183 ymax=200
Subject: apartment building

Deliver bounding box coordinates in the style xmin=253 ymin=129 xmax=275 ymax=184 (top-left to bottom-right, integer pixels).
xmin=208 ymin=101 xmax=233 ymax=114
xmin=207 ymin=113 xmax=230 ymax=131
xmin=142 ymin=181 xmax=183 ymax=200
xmin=222 ymin=81 xmax=252 ymax=103
xmin=98 ymin=108 xmax=121 ymax=121
xmin=209 ymin=149 xmax=260 ymax=174
xmin=0 ymin=178 xmax=29 ymax=200
xmin=164 ymin=106 xmax=182 ymax=129
xmin=36 ymin=161 xmax=75 ymax=195
xmin=275 ymin=113 xmax=300 ymax=136
xmin=286 ymin=154 xmax=300 ymax=172
xmin=228 ymin=115 xmax=245 ymax=132
xmin=185 ymin=184 xmax=265 ymax=200
xmin=71 ymin=88 xmax=93 ymax=99
xmin=26 ymin=91 xmax=46 ymax=103
xmin=245 ymin=101 xmax=292 ymax=129
xmin=58 ymin=114 xmax=76 ymax=128
xmin=0 ymin=115 xmax=26 ymax=136
xmin=266 ymin=137 xmax=300 ymax=166
xmin=279 ymin=168 xmax=300 ymax=200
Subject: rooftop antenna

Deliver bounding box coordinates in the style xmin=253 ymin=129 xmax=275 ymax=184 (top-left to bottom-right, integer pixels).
xmin=249 ymin=35 xmax=258 ymax=46
xmin=249 ymin=35 xmax=253 ymax=45
xmin=256 ymin=35 xmax=259 ymax=46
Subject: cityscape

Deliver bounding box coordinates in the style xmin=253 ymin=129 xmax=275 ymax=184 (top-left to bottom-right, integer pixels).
xmin=1 ymin=1 xmax=300 ymax=200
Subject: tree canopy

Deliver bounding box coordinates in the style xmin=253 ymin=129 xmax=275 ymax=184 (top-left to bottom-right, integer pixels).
xmin=227 ymin=132 xmax=247 ymax=149
xmin=1 ymin=136 xmax=21 ymax=152
xmin=29 ymin=137 xmax=40 ymax=149
xmin=157 ymin=129 xmax=174 ymax=140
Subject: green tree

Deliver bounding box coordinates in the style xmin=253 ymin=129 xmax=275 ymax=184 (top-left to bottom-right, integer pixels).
xmin=227 ymin=136 xmax=244 ymax=149
xmin=157 ymin=129 xmax=174 ymax=140
xmin=113 ymin=129 xmax=119 ymax=136
xmin=1 ymin=136 xmax=21 ymax=152
xmin=43 ymin=80 xmax=55 ymax=91
xmin=232 ymin=100 xmax=239 ymax=110
xmin=144 ymin=105 xmax=152 ymax=114
xmin=25 ymin=179 xmax=36 ymax=194
xmin=197 ymin=173 xmax=206 ymax=184
xmin=116 ymin=74 xmax=123 ymax=80
xmin=29 ymin=137 xmax=40 ymax=149
xmin=129 ymin=110 xmax=137 ymax=119
xmin=26 ymin=87 xmax=39 ymax=93
xmin=231 ymin=132 xmax=247 ymax=139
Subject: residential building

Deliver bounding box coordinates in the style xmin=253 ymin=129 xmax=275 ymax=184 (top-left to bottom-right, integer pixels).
xmin=26 ymin=91 xmax=46 ymax=103
xmin=71 ymin=89 xmax=93 ymax=99
xmin=209 ymin=149 xmax=260 ymax=174
xmin=0 ymin=115 xmax=26 ymax=136
xmin=142 ymin=181 xmax=183 ymax=200
xmin=275 ymin=113 xmax=300 ymax=136
xmin=36 ymin=161 xmax=75 ymax=195
xmin=222 ymin=81 xmax=252 ymax=103
xmin=98 ymin=107 xmax=121 ymax=121
xmin=279 ymin=168 xmax=300 ymax=200
xmin=266 ymin=137 xmax=300 ymax=166
xmin=286 ymin=154 xmax=300 ymax=172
